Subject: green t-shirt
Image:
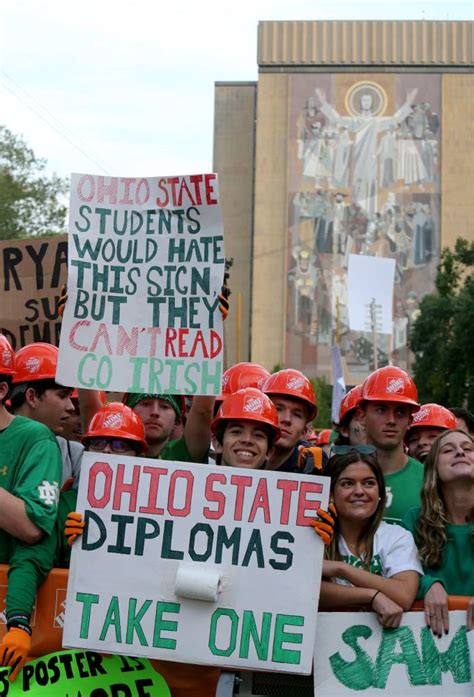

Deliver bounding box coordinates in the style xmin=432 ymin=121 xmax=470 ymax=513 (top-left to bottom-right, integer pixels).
xmin=402 ymin=507 xmax=474 ymax=597
xmin=383 ymin=456 xmax=424 ymax=525
xmin=160 ymin=436 xmax=207 ymax=463
xmin=0 ymin=415 xmax=62 ymax=562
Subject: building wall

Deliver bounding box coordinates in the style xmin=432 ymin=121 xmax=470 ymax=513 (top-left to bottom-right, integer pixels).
xmin=214 ymin=21 xmax=474 ymax=378
xmin=251 ymin=73 xmax=289 ymax=370
xmin=441 ymin=74 xmax=474 ymax=250
xmin=213 ymin=83 xmax=256 ymax=367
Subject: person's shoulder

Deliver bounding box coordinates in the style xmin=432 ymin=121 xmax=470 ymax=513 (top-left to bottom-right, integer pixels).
xmin=9 ymin=415 xmax=56 ymax=442
xmin=406 ymin=456 xmax=424 ymax=471
xmin=401 ymin=507 xmax=421 ymax=528
xmin=160 ymin=436 xmax=189 ymax=461
xmin=378 ymin=519 xmax=416 ymax=543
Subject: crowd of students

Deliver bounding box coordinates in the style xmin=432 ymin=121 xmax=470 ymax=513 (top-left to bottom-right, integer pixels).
xmin=0 ymin=333 xmax=472 ymax=684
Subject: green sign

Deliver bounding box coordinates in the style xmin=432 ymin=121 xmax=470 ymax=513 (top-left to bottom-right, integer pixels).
xmin=0 ymin=651 xmax=170 ymax=696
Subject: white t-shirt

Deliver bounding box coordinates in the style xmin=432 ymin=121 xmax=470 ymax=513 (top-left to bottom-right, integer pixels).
xmin=335 ymin=521 xmax=422 ymax=585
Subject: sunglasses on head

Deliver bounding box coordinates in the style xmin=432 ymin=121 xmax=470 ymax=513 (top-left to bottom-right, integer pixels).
xmin=88 ymin=437 xmax=136 ymax=454
xmin=331 ymin=444 xmax=377 ymax=455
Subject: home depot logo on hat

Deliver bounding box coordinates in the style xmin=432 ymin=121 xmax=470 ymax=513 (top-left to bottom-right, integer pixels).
xmin=287 ymin=375 xmax=306 ymax=391
xmin=1 ymin=351 xmax=11 ymax=367
xmin=412 ymin=407 xmax=431 ymax=423
xmin=103 ymin=413 xmax=123 ymax=429
xmin=26 ymin=357 xmax=41 ymax=374
xmin=386 ymin=377 xmax=405 ymax=394
xmin=243 ymin=396 xmax=264 ymax=414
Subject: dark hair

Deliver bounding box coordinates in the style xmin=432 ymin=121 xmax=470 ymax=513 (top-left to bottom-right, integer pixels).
xmin=10 ymin=379 xmax=69 ymax=411
xmin=448 ymin=407 xmax=474 ymax=434
xmin=325 ymin=450 xmax=386 ymax=570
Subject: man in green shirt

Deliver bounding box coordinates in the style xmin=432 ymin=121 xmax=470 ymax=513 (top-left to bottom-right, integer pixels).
xmin=0 ymin=336 xmax=62 ymax=681
xmin=357 ymin=366 xmax=423 ymax=524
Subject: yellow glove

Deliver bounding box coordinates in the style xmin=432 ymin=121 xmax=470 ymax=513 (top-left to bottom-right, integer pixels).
xmin=0 ymin=627 xmax=31 ymax=682
xmin=297 ymin=445 xmax=324 ymax=473
xmin=308 ymin=503 xmax=337 ymax=545
xmin=65 ymin=511 xmax=85 ymax=545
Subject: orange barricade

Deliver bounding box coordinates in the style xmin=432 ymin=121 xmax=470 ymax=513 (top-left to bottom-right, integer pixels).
xmin=0 ymin=564 xmax=68 ymax=657
xmin=0 ymin=564 xmax=469 ymax=696
xmin=411 ymin=595 xmax=470 ymax=611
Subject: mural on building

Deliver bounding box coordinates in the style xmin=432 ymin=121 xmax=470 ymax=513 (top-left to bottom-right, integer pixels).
xmin=286 ymin=74 xmax=441 ymax=380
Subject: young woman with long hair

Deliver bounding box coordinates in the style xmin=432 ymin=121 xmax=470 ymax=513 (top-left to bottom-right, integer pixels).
xmin=402 ymin=429 xmax=474 ymax=636
xmin=319 ymin=448 xmax=421 ymax=627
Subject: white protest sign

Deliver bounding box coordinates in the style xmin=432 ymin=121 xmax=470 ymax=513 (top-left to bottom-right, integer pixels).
xmin=64 ymin=453 xmax=329 ymax=673
xmin=57 ymin=173 xmax=225 ymax=394
xmin=347 ymin=254 xmax=395 ymax=335
xmin=314 ymin=611 xmax=473 ymax=696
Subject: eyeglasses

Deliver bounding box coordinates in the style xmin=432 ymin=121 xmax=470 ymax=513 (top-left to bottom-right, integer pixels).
xmin=331 ymin=444 xmax=377 ymax=455
xmin=88 ymin=438 xmax=136 ymax=454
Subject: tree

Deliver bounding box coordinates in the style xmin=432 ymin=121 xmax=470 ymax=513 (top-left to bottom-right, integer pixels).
xmin=410 ymin=237 xmax=474 ymax=408
xmin=310 ymin=375 xmax=332 ymax=429
xmin=0 ymin=125 xmax=68 ymax=239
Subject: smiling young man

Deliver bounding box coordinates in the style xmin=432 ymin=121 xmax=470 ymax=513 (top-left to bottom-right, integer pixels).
xmin=212 ymin=388 xmax=280 ymax=469
xmin=406 ymin=404 xmax=456 ymax=463
xmin=357 ymin=366 xmax=423 ymax=524
xmin=262 ymin=369 xmax=324 ymax=474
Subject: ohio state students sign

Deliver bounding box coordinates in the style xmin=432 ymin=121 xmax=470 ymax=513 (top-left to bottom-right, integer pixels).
xmin=57 ymin=173 xmax=225 ymax=394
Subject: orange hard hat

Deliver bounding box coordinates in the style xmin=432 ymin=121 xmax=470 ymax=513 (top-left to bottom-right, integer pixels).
xmin=82 ymin=402 xmax=147 ymax=452
xmin=212 ymin=387 xmax=281 ymax=441
xmin=317 ymin=429 xmax=332 ymax=446
xmin=262 ymin=369 xmax=317 ymax=420
xmin=361 ymin=366 xmax=420 ymax=411
xmin=13 ymin=343 xmax=59 ymax=383
xmin=0 ymin=335 xmax=15 ymax=377
xmin=306 ymin=428 xmax=318 ymax=443
xmin=339 ymin=385 xmax=364 ymax=424
xmin=408 ymin=403 xmax=456 ymax=431
xmin=218 ymin=363 xmax=271 ymax=401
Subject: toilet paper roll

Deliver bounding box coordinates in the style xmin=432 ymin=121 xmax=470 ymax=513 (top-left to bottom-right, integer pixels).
xmin=174 ymin=565 xmax=221 ymax=602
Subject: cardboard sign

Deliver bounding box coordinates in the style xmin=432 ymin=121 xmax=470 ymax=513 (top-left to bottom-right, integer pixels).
xmin=0 ymin=236 xmax=67 ymax=349
xmin=57 ymin=174 xmax=225 ymax=394
xmin=63 ymin=453 xmax=329 ymax=673
xmin=0 ymin=651 xmax=169 ymax=695
xmin=347 ymin=254 xmax=395 ymax=335
xmin=314 ymin=611 xmax=473 ymax=695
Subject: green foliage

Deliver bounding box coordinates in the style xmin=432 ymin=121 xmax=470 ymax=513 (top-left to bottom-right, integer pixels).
xmin=0 ymin=125 xmax=68 ymax=239
xmin=411 ymin=238 xmax=474 ymax=408
xmin=310 ymin=375 xmax=332 ymax=429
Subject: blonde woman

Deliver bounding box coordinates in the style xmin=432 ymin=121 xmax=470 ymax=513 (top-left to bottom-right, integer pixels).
xmin=402 ymin=429 xmax=474 ymax=636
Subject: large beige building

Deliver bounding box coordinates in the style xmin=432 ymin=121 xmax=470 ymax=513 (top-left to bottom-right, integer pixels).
xmin=214 ymin=20 xmax=474 ymax=382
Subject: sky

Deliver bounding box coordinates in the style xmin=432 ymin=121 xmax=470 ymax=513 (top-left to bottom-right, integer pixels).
xmin=1 ymin=1 xmax=472 ymax=181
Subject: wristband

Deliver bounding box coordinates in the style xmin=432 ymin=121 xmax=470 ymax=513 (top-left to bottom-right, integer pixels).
xmin=370 ymin=590 xmax=381 ymax=607
xmin=6 ymin=613 xmax=32 ymax=636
